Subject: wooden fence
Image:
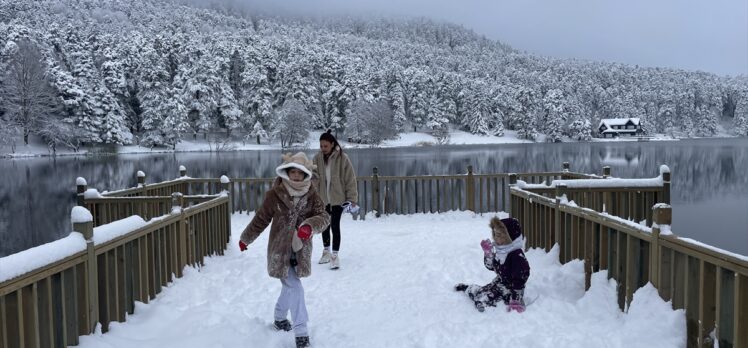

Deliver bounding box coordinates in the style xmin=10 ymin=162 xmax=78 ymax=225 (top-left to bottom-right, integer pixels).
xmin=0 ymin=192 xmax=230 ymax=347
xmin=510 ymin=173 xmax=748 ymax=348
xmin=159 ymin=162 xmax=598 ymax=218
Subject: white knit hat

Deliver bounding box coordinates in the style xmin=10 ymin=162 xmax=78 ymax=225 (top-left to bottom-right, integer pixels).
xmin=275 ymin=152 xmax=315 ymax=181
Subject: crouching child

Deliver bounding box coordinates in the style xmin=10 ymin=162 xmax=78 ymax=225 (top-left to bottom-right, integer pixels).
xmin=455 ymin=216 xmax=530 ymax=313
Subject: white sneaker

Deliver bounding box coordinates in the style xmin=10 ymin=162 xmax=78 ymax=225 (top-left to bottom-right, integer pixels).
xmin=318 ymin=250 xmax=332 ymax=264
xmin=330 ymin=254 xmax=340 ymax=270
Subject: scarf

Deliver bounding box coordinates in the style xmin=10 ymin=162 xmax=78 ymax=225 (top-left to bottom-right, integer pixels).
xmin=493 ymin=236 xmax=525 ymax=264
xmin=282 ymin=178 xmax=311 ymax=198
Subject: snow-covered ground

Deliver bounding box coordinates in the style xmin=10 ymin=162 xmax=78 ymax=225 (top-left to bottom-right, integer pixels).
xmin=78 ymin=212 xmax=685 ymax=348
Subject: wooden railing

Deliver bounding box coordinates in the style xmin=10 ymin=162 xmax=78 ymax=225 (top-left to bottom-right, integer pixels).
xmin=166 ymin=161 xmax=599 ymax=218
xmin=510 ymin=177 xmax=748 ymax=348
xmin=0 ymin=193 xmax=230 ymax=347
xmin=517 ymin=165 xmax=671 ymax=226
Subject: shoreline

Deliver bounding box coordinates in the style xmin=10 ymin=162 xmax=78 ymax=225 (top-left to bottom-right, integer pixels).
xmin=2 ymin=132 xmax=739 ymax=159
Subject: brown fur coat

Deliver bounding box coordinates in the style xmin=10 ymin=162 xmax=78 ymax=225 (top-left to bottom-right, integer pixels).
xmin=240 ymin=178 xmax=330 ymax=278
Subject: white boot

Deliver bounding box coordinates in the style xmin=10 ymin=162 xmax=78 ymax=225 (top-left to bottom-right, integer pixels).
xmin=318 ymin=250 xmax=332 ymax=264
xmin=330 ymin=253 xmax=340 ymax=270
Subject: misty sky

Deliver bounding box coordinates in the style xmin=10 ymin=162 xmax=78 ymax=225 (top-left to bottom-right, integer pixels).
xmin=238 ymin=0 xmax=748 ymax=76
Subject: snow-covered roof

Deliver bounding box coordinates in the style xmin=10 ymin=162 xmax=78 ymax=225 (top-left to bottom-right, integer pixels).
xmin=598 ymin=118 xmax=640 ymax=129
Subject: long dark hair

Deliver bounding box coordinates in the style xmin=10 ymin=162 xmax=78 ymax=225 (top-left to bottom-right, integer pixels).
xmin=319 ymin=129 xmax=342 ymax=153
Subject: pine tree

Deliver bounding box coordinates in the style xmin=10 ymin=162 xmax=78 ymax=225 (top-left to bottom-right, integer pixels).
xmin=733 ymin=90 xmax=748 ymax=136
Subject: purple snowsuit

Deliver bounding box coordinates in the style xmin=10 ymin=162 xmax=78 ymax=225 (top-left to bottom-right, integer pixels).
xmin=465 ymin=218 xmax=531 ymax=309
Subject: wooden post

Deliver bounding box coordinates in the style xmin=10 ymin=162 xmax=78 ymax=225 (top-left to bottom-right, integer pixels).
xmin=372 ymin=167 xmax=380 ymax=218
xmin=76 ymin=177 xmax=88 ymax=206
xmin=466 ymin=165 xmax=475 ymax=212
xmin=661 ymin=166 xmax=671 ymax=204
xmin=555 ymin=184 xmax=567 ymax=260
xmin=220 ymin=175 xmax=230 ymax=193
xmin=137 ymin=171 xmax=146 ymax=196
xmin=179 ymin=165 xmax=187 ymax=178
xmin=603 ymin=166 xmax=611 ymax=178
xmin=651 ymin=204 xmax=672 ymax=290
xmin=562 ymin=162 xmax=570 ymax=179
xmin=72 ymin=207 xmax=98 ymax=334
xmin=509 ymin=173 xmax=517 ymax=186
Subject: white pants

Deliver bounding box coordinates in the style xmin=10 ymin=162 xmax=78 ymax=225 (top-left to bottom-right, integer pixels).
xmin=274 ymin=266 xmax=308 ymax=337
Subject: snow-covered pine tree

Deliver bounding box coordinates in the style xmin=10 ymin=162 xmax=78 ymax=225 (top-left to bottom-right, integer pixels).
xmin=541 ymin=88 xmax=564 ymax=142
xmin=568 ymin=118 xmax=592 ymax=141
xmin=734 ymin=89 xmax=748 ymax=136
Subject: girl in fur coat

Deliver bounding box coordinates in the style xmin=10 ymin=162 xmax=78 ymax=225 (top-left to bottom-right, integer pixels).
xmin=455 ymin=217 xmax=531 ymax=313
xmin=239 ymin=152 xmax=330 ymax=348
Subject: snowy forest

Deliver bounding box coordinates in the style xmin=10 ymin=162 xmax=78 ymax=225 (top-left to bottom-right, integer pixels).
xmin=1 ymin=0 xmax=747 ymax=152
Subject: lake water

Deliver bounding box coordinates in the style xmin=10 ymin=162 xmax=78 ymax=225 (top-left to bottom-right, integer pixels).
xmin=1 ymin=138 xmax=746 ymax=257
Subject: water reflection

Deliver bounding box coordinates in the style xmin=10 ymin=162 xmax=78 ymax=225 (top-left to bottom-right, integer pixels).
xmin=1 ymin=138 xmax=746 ymax=256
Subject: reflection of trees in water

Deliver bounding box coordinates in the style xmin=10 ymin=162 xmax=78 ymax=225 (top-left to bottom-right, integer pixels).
xmin=1 ymin=139 xmax=746 ymax=256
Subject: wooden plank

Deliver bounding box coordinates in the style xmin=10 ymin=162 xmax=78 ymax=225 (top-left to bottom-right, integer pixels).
xmin=124 ymin=242 xmax=134 ymax=316
xmin=0 ymin=296 xmax=8 ymax=348
xmin=686 ymin=256 xmax=700 ymax=348
xmin=38 ymin=278 xmax=52 ymax=348
xmin=116 ymin=246 xmax=126 ymax=323
xmin=74 ymin=262 xmax=88 ymax=336
xmin=698 ymin=261 xmax=716 ymax=347
xmin=735 ymin=274 xmax=748 ymax=347
xmin=599 ymin=223 xmax=609 ymax=271
xmin=147 ymin=233 xmax=156 ymax=299
xmin=62 ymin=269 xmax=78 ymax=345
xmin=50 ymin=273 xmax=64 ymax=348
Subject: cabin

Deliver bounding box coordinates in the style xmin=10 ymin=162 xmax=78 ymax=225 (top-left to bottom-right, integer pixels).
xmin=598 ymin=118 xmax=643 ymax=138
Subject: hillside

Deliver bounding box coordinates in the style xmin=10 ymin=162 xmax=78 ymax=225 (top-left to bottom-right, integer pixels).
xmin=0 ymin=0 xmax=746 ymax=152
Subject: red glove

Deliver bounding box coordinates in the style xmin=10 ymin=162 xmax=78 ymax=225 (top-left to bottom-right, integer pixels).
xmin=297 ymin=225 xmax=312 ymax=240
xmin=239 ymin=240 xmax=248 ymax=252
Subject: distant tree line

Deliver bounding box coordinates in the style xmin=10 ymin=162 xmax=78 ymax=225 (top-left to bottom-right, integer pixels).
xmin=0 ymin=0 xmax=746 ymax=153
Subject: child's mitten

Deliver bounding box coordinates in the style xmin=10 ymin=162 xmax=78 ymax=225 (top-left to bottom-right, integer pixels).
xmin=480 ymin=239 xmax=492 ymax=255
xmin=507 ymin=300 xmax=526 ymax=313
xmin=297 ymin=225 xmax=312 ymax=240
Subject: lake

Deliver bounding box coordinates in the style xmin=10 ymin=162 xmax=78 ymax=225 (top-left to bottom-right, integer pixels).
xmin=1 ymin=138 xmax=746 ymax=257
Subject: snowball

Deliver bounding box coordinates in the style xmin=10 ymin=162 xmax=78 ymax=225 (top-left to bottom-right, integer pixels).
xmin=76 ymin=177 xmax=87 ymax=186
xmin=220 ymin=175 xmax=230 ymax=184
xmin=137 ymin=171 xmax=146 ymax=177
xmin=71 ymin=206 xmax=93 ymax=224
xmin=84 ymin=188 xmax=102 ymax=199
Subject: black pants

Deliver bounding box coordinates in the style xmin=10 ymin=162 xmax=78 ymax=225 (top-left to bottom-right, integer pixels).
xmin=322 ymin=204 xmax=343 ymax=251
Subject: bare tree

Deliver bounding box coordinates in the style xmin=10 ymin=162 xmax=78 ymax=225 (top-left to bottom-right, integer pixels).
xmin=0 ymin=116 xmax=21 ymax=154
xmin=273 ymin=99 xmax=310 ymax=148
xmin=347 ymin=100 xmax=398 ymax=146
xmin=0 ymin=40 xmax=62 ymax=145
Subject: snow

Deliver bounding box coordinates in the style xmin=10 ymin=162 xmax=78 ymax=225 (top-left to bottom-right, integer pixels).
xmin=179 ymin=165 xmax=186 ymax=172
xmin=92 ymin=216 xmax=148 ymax=246
xmin=220 ymin=175 xmax=230 ymax=184
xmin=76 ymin=177 xmax=88 ymax=186
xmin=77 ymin=212 xmax=685 ymax=348
xmin=677 ymin=238 xmax=748 ymax=262
xmin=137 ymin=171 xmax=146 ymax=178
xmin=598 ymin=118 xmax=641 ymax=128
xmin=71 ymin=206 xmax=93 ymax=224
xmin=659 ymin=165 xmax=671 ymax=175
xmin=84 ymin=188 xmax=103 ymax=199
xmin=517 ymin=177 xmax=663 ymax=190
xmin=547 ymin=177 xmax=663 ymax=189
xmin=0 ymin=232 xmax=87 ymax=283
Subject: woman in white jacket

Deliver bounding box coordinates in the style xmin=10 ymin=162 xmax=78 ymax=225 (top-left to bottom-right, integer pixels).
xmin=313 ymin=129 xmax=358 ymax=270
